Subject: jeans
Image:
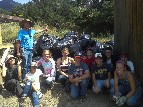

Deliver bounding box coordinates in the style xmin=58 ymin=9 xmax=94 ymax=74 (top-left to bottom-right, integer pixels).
xmin=22 ymin=81 xmax=40 ymax=107
xmin=92 ymin=80 xmax=106 ymax=92
xmin=110 ymin=79 xmax=143 ymax=106
xmin=21 ymin=49 xmax=33 ymax=79
xmin=58 ymin=75 xmax=71 ymax=91
xmin=70 ymin=78 xmax=89 ymax=99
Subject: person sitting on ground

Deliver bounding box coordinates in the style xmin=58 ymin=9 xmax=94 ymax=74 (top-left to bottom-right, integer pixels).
xmin=56 ymin=47 xmax=74 ymax=90
xmin=21 ymin=61 xmax=43 ymax=107
xmin=120 ymin=52 xmax=135 ymax=74
xmin=1 ymin=55 xmax=23 ymax=97
xmin=82 ymin=48 xmax=95 ymax=89
xmin=110 ymin=60 xmax=142 ymax=106
xmin=103 ymin=46 xmax=119 ymax=78
xmin=68 ymin=52 xmax=90 ymax=102
xmin=92 ymin=53 xmax=112 ymax=94
xmin=37 ymin=49 xmax=56 ymax=89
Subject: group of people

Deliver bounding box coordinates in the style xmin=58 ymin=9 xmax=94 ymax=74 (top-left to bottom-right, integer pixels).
xmin=0 ymin=19 xmax=143 ymax=107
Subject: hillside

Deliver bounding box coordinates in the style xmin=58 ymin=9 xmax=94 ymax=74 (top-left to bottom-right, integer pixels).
xmin=0 ymin=0 xmax=22 ymax=11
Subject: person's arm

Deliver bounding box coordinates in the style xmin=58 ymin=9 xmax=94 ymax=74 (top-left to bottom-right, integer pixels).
xmin=36 ymin=28 xmax=48 ymax=34
xmin=79 ymin=70 xmax=90 ymax=80
xmin=51 ymin=59 xmax=56 ymax=77
xmin=1 ymin=63 xmax=7 ymax=77
xmin=68 ymin=74 xmax=81 ymax=84
xmin=17 ymin=60 xmax=22 ymax=80
xmin=126 ymin=72 xmax=136 ymax=99
xmin=16 ymin=40 xmax=21 ymax=55
xmin=92 ymin=72 xmax=97 ymax=87
xmin=114 ymin=70 xmax=119 ymax=92
xmin=57 ymin=58 xmax=68 ymax=77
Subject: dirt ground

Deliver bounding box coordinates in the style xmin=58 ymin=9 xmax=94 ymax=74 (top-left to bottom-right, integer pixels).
xmin=0 ymin=82 xmax=138 ymax=107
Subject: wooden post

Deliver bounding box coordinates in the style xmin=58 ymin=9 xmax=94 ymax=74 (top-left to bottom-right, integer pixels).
xmin=0 ymin=24 xmax=2 ymax=44
xmin=0 ymin=24 xmax=2 ymax=85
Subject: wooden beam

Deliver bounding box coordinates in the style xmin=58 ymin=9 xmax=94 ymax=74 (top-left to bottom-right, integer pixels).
xmin=0 ymin=14 xmax=23 ymax=22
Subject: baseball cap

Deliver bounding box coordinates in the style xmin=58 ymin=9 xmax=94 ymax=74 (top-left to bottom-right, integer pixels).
xmin=95 ymin=53 xmax=102 ymax=58
xmin=31 ymin=62 xmax=37 ymax=67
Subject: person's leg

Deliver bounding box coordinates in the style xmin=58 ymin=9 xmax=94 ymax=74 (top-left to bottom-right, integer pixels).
xmin=80 ymin=78 xmax=89 ymax=97
xmin=92 ymin=80 xmax=104 ymax=93
xmin=70 ymin=84 xmax=79 ymax=99
xmin=27 ymin=50 xmax=33 ymax=71
xmin=110 ymin=79 xmax=114 ymax=95
xmin=21 ymin=49 xmax=29 ymax=79
xmin=32 ymin=83 xmax=43 ymax=99
xmin=22 ymin=81 xmax=32 ymax=97
xmin=126 ymin=87 xmax=143 ymax=106
xmin=58 ymin=75 xmax=67 ymax=86
xmin=46 ymin=77 xmax=55 ymax=89
xmin=31 ymin=91 xmax=40 ymax=107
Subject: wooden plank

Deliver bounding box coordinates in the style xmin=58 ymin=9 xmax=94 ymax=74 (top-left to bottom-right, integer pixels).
xmin=0 ymin=14 xmax=23 ymax=22
xmin=0 ymin=43 xmax=14 ymax=49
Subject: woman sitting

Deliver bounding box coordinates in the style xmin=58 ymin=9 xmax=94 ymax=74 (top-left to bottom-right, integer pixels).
xmin=110 ymin=60 xmax=142 ymax=106
xmin=1 ymin=55 xmax=23 ymax=97
xmin=56 ymin=47 xmax=74 ymax=90
xmin=37 ymin=49 xmax=56 ymax=89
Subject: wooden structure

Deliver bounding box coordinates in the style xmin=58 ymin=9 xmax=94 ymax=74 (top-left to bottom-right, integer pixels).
xmin=114 ymin=0 xmax=143 ymax=83
xmin=0 ymin=14 xmax=23 ymax=45
xmin=0 ymin=14 xmax=23 ymax=84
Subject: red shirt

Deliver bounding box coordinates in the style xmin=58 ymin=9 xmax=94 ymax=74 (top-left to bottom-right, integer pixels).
xmin=82 ymin=56 xmax=95 ymax=69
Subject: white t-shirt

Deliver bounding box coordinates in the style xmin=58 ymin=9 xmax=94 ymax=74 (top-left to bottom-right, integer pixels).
xmin=127 ymin=61 xmax=135 ymax=73
xmin=25 ymin=69 xmax=43 ymax=90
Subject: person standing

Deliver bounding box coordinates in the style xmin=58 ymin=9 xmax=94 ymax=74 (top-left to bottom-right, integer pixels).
xmin=16 ymin=19 xmax=47 ymax=79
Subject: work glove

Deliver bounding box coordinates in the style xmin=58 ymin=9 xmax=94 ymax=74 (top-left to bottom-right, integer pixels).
xmin=112 ymin=91 xmax=122 ymax=102
xmin=116 ymin=96 xmax=127 ymax=106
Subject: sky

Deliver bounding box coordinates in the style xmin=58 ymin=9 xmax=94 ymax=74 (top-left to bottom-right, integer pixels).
xmin=13 ymin=0 xmax=32 ymax=4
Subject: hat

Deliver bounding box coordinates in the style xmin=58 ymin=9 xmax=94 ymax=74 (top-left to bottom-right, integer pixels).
xmin=31 ymin=62 xmax=37 ymax=67
xmin=105 ymin=46 xmax=113 ymax=51
xmin=95 ymin=53 xmax=102 ymax=58
xmin=19 ymin=19 xmax=35 ymax=28
xmin=5 ymin=55 xmax=18 ymax=67
xmin=6 ymin=55 xmax=16 ymax=62
xmin=74 ymin=52 xmax=82 ymax=58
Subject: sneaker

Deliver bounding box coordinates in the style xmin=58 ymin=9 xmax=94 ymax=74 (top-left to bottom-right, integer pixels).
xmin=79 ymin=96 xmax=87 ymax=102
xmin=21 ymin=94 xmax=27 ymax=101
xmin=37 ymin=91 xmax=43 ymax=99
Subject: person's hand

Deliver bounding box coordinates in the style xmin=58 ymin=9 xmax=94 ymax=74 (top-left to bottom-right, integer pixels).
xmin=93 ymin=86 xmax=99 ymax=94
xmin=43 ymin=74 xmax=50 ymax=78
xmin=17 ymin=59 xmax=22 ymax=65
xmin=105 ymin=79 xmax=110 ymax=88
xmin=112 ymin=91 xmax=122 ymax=102
xmin=74 ymin=77 xmax=82 ymax=84
xmin=0 ymin=63 xmax=3 ymax=68
xmin=17 ymin=52 xmax=21 ymax=58
xmin=45 ymin=27 xmax=48 ymax=32
xmin=116 ymin=96 xmax=127 ymax=106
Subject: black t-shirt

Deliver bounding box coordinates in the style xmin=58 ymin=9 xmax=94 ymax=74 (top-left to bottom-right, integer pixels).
xmin=91 ymin=62 xmax=112 ymax=80
xmin=4 ymin=65 xmax=18 ymax=83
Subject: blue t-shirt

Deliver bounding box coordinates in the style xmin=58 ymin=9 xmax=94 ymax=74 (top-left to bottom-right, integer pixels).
xmin=91 ymin=62 xmax=112 ymax=80
xmin=68 ymin=62 xmax=89 ymax=78
xmin=17 ymin=29 xmax=36 ymax=49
